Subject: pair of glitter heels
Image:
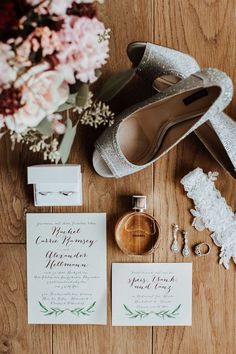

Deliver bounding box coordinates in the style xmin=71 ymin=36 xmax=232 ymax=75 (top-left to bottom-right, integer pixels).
xmin=93 ymin=42 xmax=236 ymax=179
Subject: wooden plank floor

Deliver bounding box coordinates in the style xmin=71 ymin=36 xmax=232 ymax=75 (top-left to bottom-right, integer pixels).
xmin=0 ymin=0 xmax=236 ymax=353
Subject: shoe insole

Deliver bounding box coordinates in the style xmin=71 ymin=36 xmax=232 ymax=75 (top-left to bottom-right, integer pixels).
xmin=118 ymin=86 xmax=220 ymax=165
xmin=153 ymin=75 xmax=181 ymax=91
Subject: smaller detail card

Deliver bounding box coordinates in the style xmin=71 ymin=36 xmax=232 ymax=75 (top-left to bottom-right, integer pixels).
xmin=112 ymin=263 xmax=192 ymax=326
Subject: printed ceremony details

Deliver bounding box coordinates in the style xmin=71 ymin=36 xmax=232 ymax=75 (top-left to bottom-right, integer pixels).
xmin=27 ymin=213 xmax=107 ymax=325
xmin=112 ymin=263 xmax=192 ymax=326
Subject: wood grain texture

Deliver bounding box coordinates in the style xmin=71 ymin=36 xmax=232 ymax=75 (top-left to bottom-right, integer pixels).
xmin=0 ymin=245 xmax=52 ymax=354
xmin=153 ymin=1 xmax=236 ymax=353
xmin=0 ymin=137 xmax=51 ymax=243
xmin=0 ymin=139 xmax=29 ymax=243
xmin=0 ymin=0 xmax=236 ymax=353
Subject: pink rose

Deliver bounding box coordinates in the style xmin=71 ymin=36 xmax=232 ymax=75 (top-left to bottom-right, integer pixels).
xmin=5 ymin=67 xmax=69 ymax=132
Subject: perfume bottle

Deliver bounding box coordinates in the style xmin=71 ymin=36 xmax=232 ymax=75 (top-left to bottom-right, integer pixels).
xmin=115 ymin=196 xmax=160 ymax=255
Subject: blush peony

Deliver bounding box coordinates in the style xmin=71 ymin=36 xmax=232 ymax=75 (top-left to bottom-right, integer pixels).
xmin=56 ymin=16 xmax=109 ymax=84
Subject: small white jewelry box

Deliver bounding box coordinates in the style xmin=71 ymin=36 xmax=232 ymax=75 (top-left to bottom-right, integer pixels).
xmin=27 ymin=165 xmax=83 ymax=206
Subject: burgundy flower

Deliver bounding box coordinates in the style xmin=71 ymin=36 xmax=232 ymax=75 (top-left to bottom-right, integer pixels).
xmin=67 ymin=2 xmax=97 ymax=19
xmin=0 ymin=0 xmax=30 ymax=41
xmin=0 ymin=86 xmax=24 ymax=116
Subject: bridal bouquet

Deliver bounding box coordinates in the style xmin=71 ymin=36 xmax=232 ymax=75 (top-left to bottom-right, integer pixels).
xmin=0 ymin=0 xmax=114 ymax=163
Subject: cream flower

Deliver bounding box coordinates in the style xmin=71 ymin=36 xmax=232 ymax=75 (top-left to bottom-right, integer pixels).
xmin=47 ymin=113 xmax=66 ymax=134
xmin=0 ymin=43 xmax=17 ymax=88
xmin=5 ymin=69 xmax=69 ymax=133
xmin=26 ymin=0 xmax=72 ymax=15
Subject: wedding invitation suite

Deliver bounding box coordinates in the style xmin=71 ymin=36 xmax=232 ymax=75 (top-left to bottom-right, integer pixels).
xmin=27 ymin=213 xmax=106 ymax=325
xmin=112 ymin=263 xmax=192 ymax=326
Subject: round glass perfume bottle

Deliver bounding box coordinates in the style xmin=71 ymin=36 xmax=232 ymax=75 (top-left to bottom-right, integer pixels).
xmin=115 ymin=196 xmax=160 ymax=255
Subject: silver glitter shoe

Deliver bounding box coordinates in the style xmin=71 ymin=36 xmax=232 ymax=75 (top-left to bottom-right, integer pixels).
xmin=127 ymin=42 xmax=236 ymax=179
xmin=93 ymin=68 xmax=233 ymax=178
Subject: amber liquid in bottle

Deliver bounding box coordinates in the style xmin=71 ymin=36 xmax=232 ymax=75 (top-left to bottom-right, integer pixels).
xmin=115 ymin=196 xmax=160 ymax=255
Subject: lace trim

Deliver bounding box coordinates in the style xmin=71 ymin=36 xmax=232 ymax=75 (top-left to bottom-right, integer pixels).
xmin=181 ymin=167 xmax=236 ymax=269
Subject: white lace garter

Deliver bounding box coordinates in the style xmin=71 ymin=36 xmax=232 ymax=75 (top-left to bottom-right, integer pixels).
xmin=181 ymin=167 xmax=236 ymax=269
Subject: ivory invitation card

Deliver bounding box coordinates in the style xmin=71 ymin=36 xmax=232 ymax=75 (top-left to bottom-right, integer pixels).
xmin=27 ymin=213 xmax=106 ymax=324
xmin=112 ymin=263 xmax=192 ymax=326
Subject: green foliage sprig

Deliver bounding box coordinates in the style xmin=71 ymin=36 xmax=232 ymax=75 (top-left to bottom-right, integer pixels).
xmin=39 ymin=301 xmax=96 ymax=317
xmin=123 ymin=304 xmax=181 ymax=320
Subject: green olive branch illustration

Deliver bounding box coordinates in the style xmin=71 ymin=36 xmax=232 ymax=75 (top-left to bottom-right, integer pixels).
xmin=39 ymin=301 xmax=96 ymax=317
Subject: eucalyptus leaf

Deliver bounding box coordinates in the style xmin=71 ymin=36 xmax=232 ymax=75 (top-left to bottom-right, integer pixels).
xmin=95 ymin=69 xmax=102 ymax=79
xmin=56 ymin=93 xmax=77 ymax=112
xmin=97 ymin=68 xmax=135 ymax=102
xmin=69 ymin=80 xmax=84 ymax=94
xmin=56 ymin=101 xmax=74 ymax=112
xmin=58 ymin=118 xmax=77 ymax=164
xmin=76 ymin=83 xmax=89 ymax=108
xmin=36 ymin=118 xmax=53 ymax=136
xmin=67 ymin=93 xmax=78 ymax=105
